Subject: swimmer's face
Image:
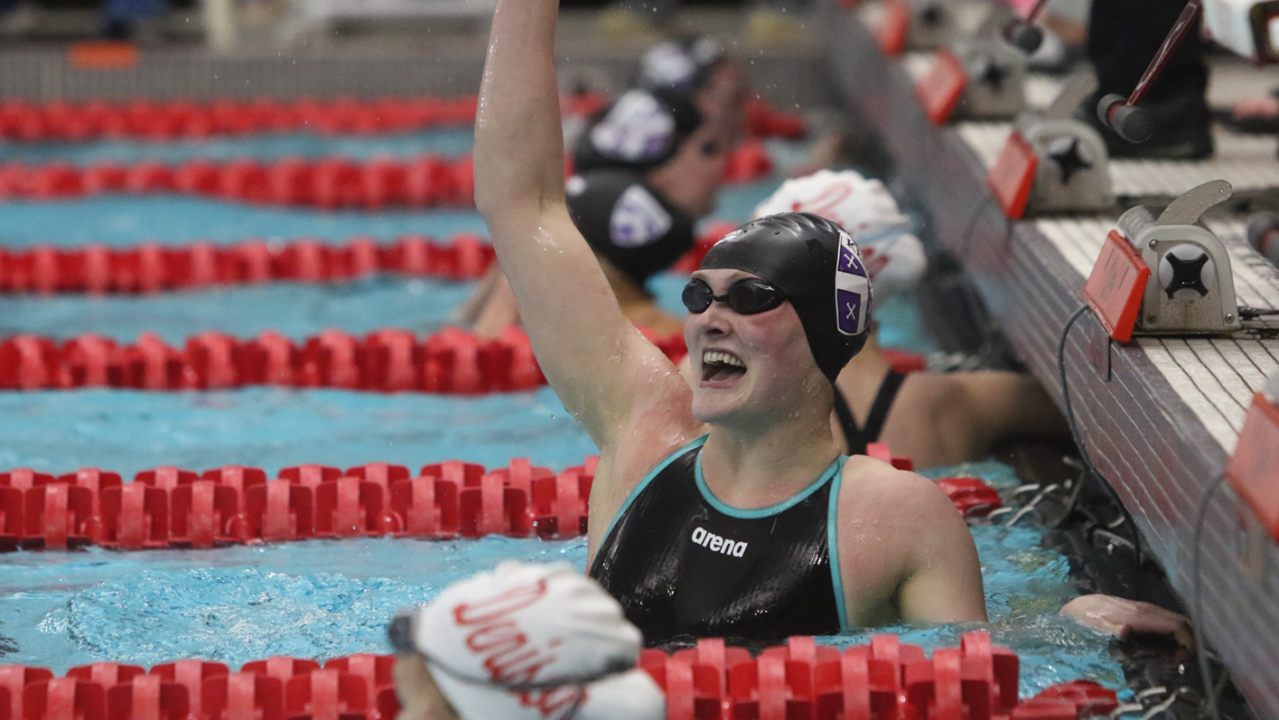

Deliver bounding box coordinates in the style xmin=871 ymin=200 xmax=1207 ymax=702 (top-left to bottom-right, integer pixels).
xmin=697 ymin=60 xmax=748 ymax=147
xmin=685 ymin=268 xmax=827 ymax=426
xmin=647 ymin=123 xmax=726 ymax=219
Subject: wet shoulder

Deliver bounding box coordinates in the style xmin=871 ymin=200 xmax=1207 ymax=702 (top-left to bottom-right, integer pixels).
xmin=836 ymin=455 xmax=962 ymax=524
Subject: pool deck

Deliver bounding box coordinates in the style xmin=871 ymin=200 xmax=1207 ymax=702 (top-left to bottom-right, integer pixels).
xmin=0 ymin=8 xmax=834 ymax=108
xmin=827 ymin=5 xmax=1279 ymax=717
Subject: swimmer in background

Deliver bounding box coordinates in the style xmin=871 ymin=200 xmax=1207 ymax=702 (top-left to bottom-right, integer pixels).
xmin=460 ymin=84 xmax=724 ymax=340
xmin=389 ymin=563 xmax=664 ymax=720
xmin=753 ymin=170 xmax=1072 ymax=468
xmin=474 ymin=0 xmax=987 ymax=645
xmin=633 ymin=35 xmax=748 ymax=148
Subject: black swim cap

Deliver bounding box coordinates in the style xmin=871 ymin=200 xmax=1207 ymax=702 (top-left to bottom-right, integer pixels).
xmin=574 ymin=88 xmax=703 ymax=174
xmin=567 ymin=169 xmax=695 ymax=288
xmin=699 ymin=212 xmax=872 ymax=381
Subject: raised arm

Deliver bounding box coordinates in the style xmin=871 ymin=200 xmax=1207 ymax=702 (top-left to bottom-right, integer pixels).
xmin=472 ymin=0 xmax=687 ymax=448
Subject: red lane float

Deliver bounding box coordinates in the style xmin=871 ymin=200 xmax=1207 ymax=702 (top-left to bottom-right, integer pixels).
xmin=0 ymin=327 xmax=689 ymax=394
xmin=0 ymin=223 xmax=763 ymax=296
xmin=0 ymin=94 xmax=804 ymax=143
xmin=0 ymin=145 xmax=773 ymax=208
xmin=0 ymin=635 xmax=1116 ymax=720
xmin=937 ymin=477 xmax=1003 ymax=519
xmin=0 ymin=96 xmax=481 ymax=142
xmin=0 ymin=156 xmax=477 ymax=210
xmin=0 ymin=455 xmax=599 ymax=550
xmin=0 ymin=455 xmax=996 ymax=551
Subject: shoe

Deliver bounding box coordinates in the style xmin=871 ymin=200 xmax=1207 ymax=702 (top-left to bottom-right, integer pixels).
xmin=1215 ymin=87 xmax=1279 ymax=135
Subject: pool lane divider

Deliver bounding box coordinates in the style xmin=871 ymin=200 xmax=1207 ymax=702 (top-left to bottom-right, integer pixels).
xmin=0 ymin=222 xmax=743 ymax=295
xmin=0 ymin=234 xmax=495 ymax=293
xmin=0 ymin=456 xmax=997 ymax=551
xmin=0 ymin=234 xmax=496 ymax=294
xmin=0 ymin=141 xmax=775 ymax=209
xmin=0 ymin=457 xmax=599 ymax=549
xmin=0 ymin=94 xmax=805 ymax=143
xmin=0 ymin=327 xmax=929 ymax=398
xmin=0 ymin=633 xmax=1116 ymax=720
xmin=0 ymin=326 xmax=689 ymax=394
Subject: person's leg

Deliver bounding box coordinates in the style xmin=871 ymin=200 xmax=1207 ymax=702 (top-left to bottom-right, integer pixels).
xmin=1084 ymin=0 xmax=1211 ymax=159
xmin=103 ymin=0 xmax=166 ymax=39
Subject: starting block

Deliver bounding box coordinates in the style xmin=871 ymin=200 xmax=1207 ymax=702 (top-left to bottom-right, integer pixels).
xmin=1008 ymin=74 xmax=1113 ymax=215
xmin=1086 ymin=181 xmax=1242 ymax=342
xmin=949 ymin=4 xmax=1027 ymax=120
xmin=1112 ymin=180 xmax=1242 ymax=336
xmin=916 ymin=5 xmax=1027 ymax=124
xmin=902 ymin=0 xmax=955 ymax=51
xmin=1226 ymin=371 xmax=1279 ymax=546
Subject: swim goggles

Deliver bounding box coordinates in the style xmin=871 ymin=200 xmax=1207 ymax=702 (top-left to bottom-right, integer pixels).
xmin=682 ymin=277 xmax=788 ymax=315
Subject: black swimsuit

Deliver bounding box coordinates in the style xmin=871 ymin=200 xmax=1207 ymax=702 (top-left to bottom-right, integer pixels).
xmin=589 ymin=437 xmax=848 ymax=646
xmin=834 ymin=369 xmax=908 ymax=456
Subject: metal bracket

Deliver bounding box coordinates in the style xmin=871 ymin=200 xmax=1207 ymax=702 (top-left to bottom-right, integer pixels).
xmin=1156 ymin=179 xmax=1232 ymax=226
xmin=1087 ymin=316 xmax=1113 ymax=382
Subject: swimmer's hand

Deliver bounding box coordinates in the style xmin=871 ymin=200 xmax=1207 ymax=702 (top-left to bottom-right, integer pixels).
xmin=393 ymin=654 xmax=461 ymax=720
xmin=1060 ymin=594 xmax=1195 ymax=652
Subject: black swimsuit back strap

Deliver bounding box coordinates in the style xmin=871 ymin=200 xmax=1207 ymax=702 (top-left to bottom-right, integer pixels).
xmin=832 ymin=383 xmax=865 ymax=456
xmin=834 ymin=370 xmax=908 ymax=456
xmin=863 ymin=369 xmax=907 ymax=446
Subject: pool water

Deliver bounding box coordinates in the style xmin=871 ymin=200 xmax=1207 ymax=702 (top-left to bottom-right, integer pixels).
xmin=0 ymin=129 xmax=1123 ymax=701
xmin=0 ymin=129 xmax=478 ymax=166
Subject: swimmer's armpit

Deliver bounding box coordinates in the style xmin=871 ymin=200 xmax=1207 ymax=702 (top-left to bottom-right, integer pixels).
xmin=1060 ymin=594 xmax=1195 ymax=652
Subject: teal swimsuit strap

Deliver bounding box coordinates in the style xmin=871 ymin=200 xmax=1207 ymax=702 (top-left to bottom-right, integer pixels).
xmin=599 ymin=435 xmax=708 ymax=544
xmin=693 ymin=451 xmax=843 ymax=519
xmin=827 ymin=455 xmax=849 ymax=631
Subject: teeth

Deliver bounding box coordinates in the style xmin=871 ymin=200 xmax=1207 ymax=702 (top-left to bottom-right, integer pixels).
xmin=703 ymin=351 xmax=745 ymax=368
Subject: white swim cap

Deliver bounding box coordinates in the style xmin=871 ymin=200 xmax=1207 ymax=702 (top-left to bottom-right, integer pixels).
xmin=754 ymin=169 xmax=926 ymax=303
xmin=391 ymin=562 xmax=664 ymax=720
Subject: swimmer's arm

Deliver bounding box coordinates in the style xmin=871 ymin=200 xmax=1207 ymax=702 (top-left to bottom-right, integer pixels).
xmin=895 ymin=477 xmax=988 ymax=624
xmin=950 ymin=372 xmax=1070 ymax=453
xmin=471 ymin=271 xmax=521 ymax=341
xmin=473 ymin=0 xmax=685 ymax=445
xmin=456 ymin=265 xmax=504 ymax=328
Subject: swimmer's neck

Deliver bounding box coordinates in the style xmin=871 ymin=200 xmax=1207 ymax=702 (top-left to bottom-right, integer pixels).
xmin=838 ymin=331 xmax=893 ymax=417
xmin=700 ymin=412 xmax=842 ymax=510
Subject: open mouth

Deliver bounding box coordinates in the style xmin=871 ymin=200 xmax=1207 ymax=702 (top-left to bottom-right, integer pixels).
xmin=701 ymin=350 xmax=747 ymax=384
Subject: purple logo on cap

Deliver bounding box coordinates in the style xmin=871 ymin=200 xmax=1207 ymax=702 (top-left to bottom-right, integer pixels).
xmin=838 ymin=239 xmax=866 ymax=277
xmin=834 ymin=231 xmax=871 ymax=336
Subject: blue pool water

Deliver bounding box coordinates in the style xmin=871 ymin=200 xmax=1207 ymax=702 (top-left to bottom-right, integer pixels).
xmin=0 ymin=480 xmax=1120 ymax=699
xmin=0 ymin=197 xmax=486 ymax=248
xmin=0 ymin=179 xmax=771 ymax=248
xmin=0 ymin=129 xmax=1124 ymax=701
xmin=0 ymin=129 xmax=477 ymax=165
xmin=0 ymin=277 xmax=475 ymax=343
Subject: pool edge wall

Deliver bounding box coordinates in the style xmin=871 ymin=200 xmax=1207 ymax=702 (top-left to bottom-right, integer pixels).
xmin=823 ymin=9 xmax=1279 ymax=717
